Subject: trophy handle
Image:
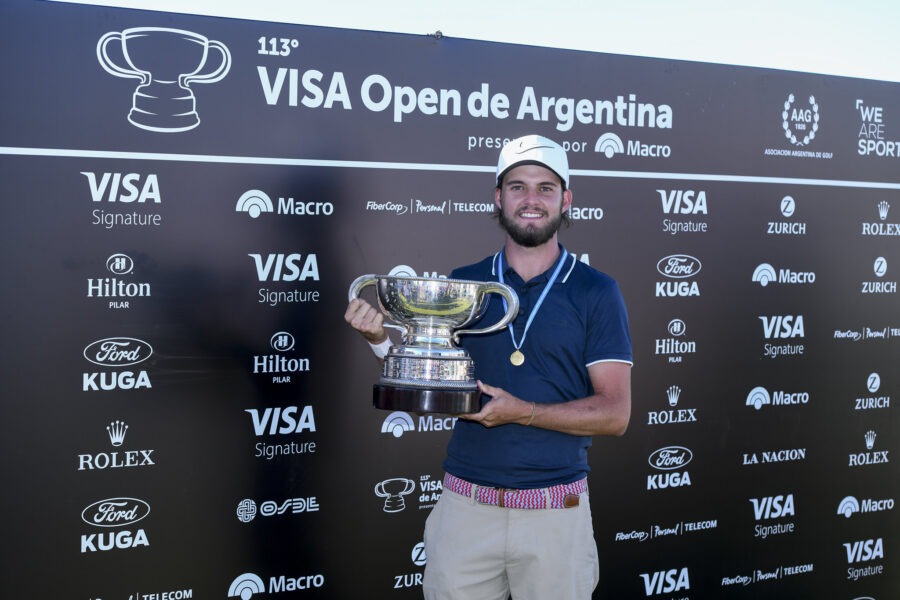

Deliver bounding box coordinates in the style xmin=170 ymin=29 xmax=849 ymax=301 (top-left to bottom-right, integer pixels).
xmin=347 ymin=274 xmax=407 ymax=336
xmin=97 ymin=31 xmax=148 ymax=83
xmin=183 ymin=39 xmax=232 ymax=86
xmin=453 ymin=282 xmax=519 ymax=344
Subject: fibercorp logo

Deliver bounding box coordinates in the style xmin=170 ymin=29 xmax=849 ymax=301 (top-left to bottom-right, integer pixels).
xmin=82 ymin=337 xmax=153 ymax=391
xmin=655 ymin=254 xmax=701 ymax=297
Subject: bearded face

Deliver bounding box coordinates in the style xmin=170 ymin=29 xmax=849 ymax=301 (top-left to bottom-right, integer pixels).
xmin=495 ymin=164 xmax=569 ymax=248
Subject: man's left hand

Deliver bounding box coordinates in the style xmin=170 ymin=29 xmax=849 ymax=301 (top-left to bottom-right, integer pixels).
xmin=458 ymin=381 xmax=534 ymax=427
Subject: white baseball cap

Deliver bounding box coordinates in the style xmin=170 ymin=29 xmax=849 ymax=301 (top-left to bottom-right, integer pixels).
xmin=496 ymin=135 xmax=570 ymax=189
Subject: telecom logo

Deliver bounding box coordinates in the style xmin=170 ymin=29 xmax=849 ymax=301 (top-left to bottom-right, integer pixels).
xmin=594 ymin=131 xmax=671 ymax=159
xmin=236 ymin=189 xmax=334 ymax=219
xmin=251 ymin=253 xmax=321 ymax=307
xmin=856 ymin=98 xmax=898 ymax=157
xmin=646 ymin=446 xmax=692 ymax=490
xmin=861 ymin=256 xmax=897 ymax=294
xmin=849 ymin=430 xmax=889 ymax=467
xmin=751 ymin=263 xmax=815 ymax=286
xmin=759 ymin=315 xmax=805 ymax=359
xmin=855 ymin=372 xmax=890 ymax=410
xmin=639 ymin=567 xmax=689 ymax=596
xmin=750 ymin=494 xmax=796 ymax=539
xmin=659 ymin=189 xmax=709 ymax=236
xmin=236 ymin=497 xmax=320 ymax=522
xmin=647 ymin=385 xmax=698 ymax=425
xmin=722 ymin=563 xmax=814 ymax=586
xmin=381 ymin=411 xmax=458 ymax=437
xmin=77 ymin=420 xmax=155 ymax=471
xmin=375 ymin=478 xmax=416 ymax=512
xmin=844 ymin=538 xmax=885 ymax=581
xmin=83 ymin=171 xmax=164 ymax=230
xmin=82 ymin=337 xmax=152 ymax=391
xmin=80 ymin=497 xmax=150 ymax=553
xmin=253 ymin=331 xmax=309 ymax=384
xmin=88 ymin=252 xmax=151 ymax=309
xmin=838 ymin=495 xmax=894 ymax=518
xmin=654 ymin=318 xmax=696 ymax=363
xmin=246 ymin=406 xmax=317 ymax=461
xmin=862 ymin=200 xmax=899 ymax=236
xmin=767 ymin=195 xmax=807 ymax=235
xmin=746 ymin=386 xmax=809 ymax=410
xmin=655 ymin=254 xmax=701 ymax=297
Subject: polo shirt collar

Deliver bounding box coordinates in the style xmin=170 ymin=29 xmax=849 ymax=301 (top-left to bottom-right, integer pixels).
xmin=492 ymin=244 xmax=573 ymax=286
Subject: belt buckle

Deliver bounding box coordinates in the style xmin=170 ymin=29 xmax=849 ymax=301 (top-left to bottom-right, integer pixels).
xmin=496 ymin=488 xmax=509 ymax=508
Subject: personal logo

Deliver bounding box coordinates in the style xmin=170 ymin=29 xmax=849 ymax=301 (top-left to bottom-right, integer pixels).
xmin=251 ymin=253 xmax=321 ymax=307
xmin=375 ymin=478 xmax=416 ymax=512
xmin=646 ymin=446 xmax=692 ymax=490
xmin=237 ymin=497 xmax=320 ymax=522
xmin=647 ymin=385 xmax=698 ymax=425
xmin=658 ymin=189 xmax=709 ymax=236
xmin=752 ymin=263 xmax=815 ymax=287
xmin=746 ymin=386 xmax=809 ymax=410
xmin=759 ymin=315 xmax=805 ymax=359
xmin=838 ymin=495 xmax=895 ymax=518
xmin=77 ymin=421 xmax=155 ymax=471
xmin=849 ymin=430 xmax=889 ymax=467
xmin=253 ymin=331 xmax=309 ymax=383
xmin=97 ymin=27 xmax=231 ymax=132
xmin=855 ymin=372 xmax=890 ymax=410
xmin=88 ymin=252 xmax=151 ymax=309
xmin=654 ymin=318 xmax=695 ymax=363
xmin=856 ymin=98 xmax=897 ymax=158
xmin=83 ymin=171 xmax=164 ymax=229
xmin=862 ymin=256 xmax=897 ymax=294
xmin=767 ymin=195 xmax=807 ymax=235
xmin=863 ymin=200 xmax=900 ymax=236
xmin=237 ymin=188 xmax=334 ymax=219
xmin=750 ymin=493 xmax=796 ymax=539
xmin=246 ymin=406 xmax=317 ymax=461
xmin=639 ymin=567 xmax=690 ymax=596
xmin=655 ymin=254 xmax=701 ymax=297
xmin=82 ymin=337 xmax=152 ymax=391
xmin=80 ymin=497 xmax=150 ymax=553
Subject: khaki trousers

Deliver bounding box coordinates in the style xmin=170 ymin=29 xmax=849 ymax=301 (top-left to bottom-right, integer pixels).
xmin=423 ymin=484 xmax=599 ymax=600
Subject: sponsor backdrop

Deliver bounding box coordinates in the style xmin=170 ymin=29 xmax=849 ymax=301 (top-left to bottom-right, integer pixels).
xmin=0 ymin=1 xmax=898 ymax=599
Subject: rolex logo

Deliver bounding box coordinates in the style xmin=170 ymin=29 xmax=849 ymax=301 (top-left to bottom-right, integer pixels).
xmin=667 ymin=385 xmax=681 ymax=407
xmin=878 ymin=201 xmax=890 ymax=221
xmin=107 ymin=420 xmax=128 ymax=447
xmin=865 ymin=430 xmax=877 ymax=450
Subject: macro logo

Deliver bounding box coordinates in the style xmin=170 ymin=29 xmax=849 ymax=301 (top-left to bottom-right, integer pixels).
xmin=838 ymin=495 xmax=895 ymax=518
xmin=639 ymin=567 xmax=690 ymax=596
xmin=746 ymin=386 xmax=809 ymax=410
xmin=646 ymin=446 xmax=692 ymax=490
xmin=80 ymin=497 xmax=150 ymax=553
xmin=752 ymin=263 xmax=815 ymax=287
xmin=655 ymin=254 xmax=701 ymax=297
xmin=82 ymin=337 xmax=152 ymax=391
xmin=228 ymin=573 xmax=265 ymax=600
xmin=77 ymin=420 xmax=156 ymax=471
xmin=253 ymin=331 xmax=309 ymax=383
xmin=594 ymin=133 xmax=624 ymax=158
xmin=382 ymin=411 xmax=416 ymax=438
xmin=236 ymin=190 xmax=273 ymax=219
xmin=747 ymin=386 xmax=771 ymax=410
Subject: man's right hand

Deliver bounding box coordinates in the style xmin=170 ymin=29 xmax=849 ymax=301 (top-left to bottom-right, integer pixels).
xmin=344 ymin=298 xmax=387 ymax=343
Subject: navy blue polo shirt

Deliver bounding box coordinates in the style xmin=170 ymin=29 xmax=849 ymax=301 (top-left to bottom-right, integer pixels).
xmin=443 ymin=246 xmax=633 ymax=489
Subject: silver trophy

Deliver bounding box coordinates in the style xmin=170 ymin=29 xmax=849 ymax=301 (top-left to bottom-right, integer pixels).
xmin=349 ymin=275 xmax=519 ymax=414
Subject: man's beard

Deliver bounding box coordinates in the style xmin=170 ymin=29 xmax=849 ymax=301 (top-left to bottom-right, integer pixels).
xmin=498 ymin=205 xmax=563 ymax=248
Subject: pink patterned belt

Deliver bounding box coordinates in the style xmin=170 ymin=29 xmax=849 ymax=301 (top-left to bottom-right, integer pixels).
xmin=444 ymin=473 xmax=587 ymax=509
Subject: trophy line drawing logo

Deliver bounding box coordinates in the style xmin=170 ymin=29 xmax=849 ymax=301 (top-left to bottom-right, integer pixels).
xmin=374 ymin=478 xmax=415 ymax=513
xmin=106 ymin=420 xmax=128 ymax=446
xmin=666 ymin=386 xmax=681 ymax=407
xmin=97 ymin=27 xmax=231 ymax=132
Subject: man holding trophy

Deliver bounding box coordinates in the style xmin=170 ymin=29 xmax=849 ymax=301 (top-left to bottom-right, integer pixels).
xmin=345 ymin=135 xmax=632 ymax=599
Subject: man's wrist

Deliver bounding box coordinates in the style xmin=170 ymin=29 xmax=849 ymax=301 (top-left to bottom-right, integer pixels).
xmin=367 ymin=336 xmax=393 ymax=358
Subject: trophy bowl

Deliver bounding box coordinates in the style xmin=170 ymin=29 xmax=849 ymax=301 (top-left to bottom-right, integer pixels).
xmin=349 ymin=275 xmax=519 ymax=413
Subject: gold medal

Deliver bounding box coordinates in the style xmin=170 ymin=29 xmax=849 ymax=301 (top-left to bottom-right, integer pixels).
xmin=510 ymin=350 xmax=525 ymax=366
